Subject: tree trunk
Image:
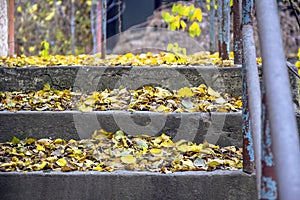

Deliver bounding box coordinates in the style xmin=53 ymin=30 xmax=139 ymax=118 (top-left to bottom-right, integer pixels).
xmin=0 ymin=0 xmax=8 ymax=56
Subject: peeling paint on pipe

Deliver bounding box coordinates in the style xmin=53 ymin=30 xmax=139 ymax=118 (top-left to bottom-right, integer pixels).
xmin=218 ymin=0 xmax=223 ymax=56
xmin=241 ymin=59 xmax=254 ymax=174
xmin=242 ymin=0 xmax=261 ymax=197
xmin=233 ymin=0 xmax=242 ymax=64
xmin=261 ymin=83 xmax=278 ymax=200
xmin=221 ymin=0 xmax=230 ymax=60
xmin=242 ymin=24 xmax=262 ymax=198
xmin=256 ymin=0 xmax=300 ymax=199
xmin=242 ymin=0 xmax=253 ymax=25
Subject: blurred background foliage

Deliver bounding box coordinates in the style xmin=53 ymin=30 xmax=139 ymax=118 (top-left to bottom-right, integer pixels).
xmin=15 ymin=0 xmax=93 ymax=55
xmin=13 ymin=0 xmax=299 ymax=57
xmin=15 ymin=0 xmax=92 ymax=55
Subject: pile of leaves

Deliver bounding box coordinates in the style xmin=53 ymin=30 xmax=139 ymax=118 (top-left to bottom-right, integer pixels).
xmin=0 ymin=129 xmax=243 ymax=173
xmin=0 ymin=83 xmax=242 ymax=112
xmin=0 ymin=52 xmax=262 ymax=67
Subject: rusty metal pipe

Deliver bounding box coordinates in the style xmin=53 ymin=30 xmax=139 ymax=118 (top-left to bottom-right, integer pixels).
xmin=8 ymin=0 xmax=14 ymax=56
xmin=241 ymin=69 xmax=254 ymax=175
xmin=242 ymin=24 xmax=262 ymax=198
xmin=261 ymin=82 xmax=278 ymax=199
xmin=218 ymin=0 xmax=222 ymax=56
xmin=97 ymin=0 xmax=107 ymax=59
xmin=233 ymin=0 xmax=242 ymax=64
xmin=241 ymin=0 xmax=254 ymax=175
xmin=101 ymin=0 xmax=107 ymax=59
xmin=242 ymin=0 xmax=262 ymax=197
xmin=96 ymin=0 xmax=102 ymax=54
xmin=209 ymin=0 xmax=216 ymax=53
xmin=221 ymin=0 xmax=230 ymax=60
xmin=256 ymin=1 xmax=300 ymax=199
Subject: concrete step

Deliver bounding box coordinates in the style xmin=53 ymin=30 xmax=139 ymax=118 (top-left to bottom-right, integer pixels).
xmin=0 ymin=64 xmax=296 ymax=200
xmin=0 ymin=111 xmax=242 ymax=146
xmin=1 ymin=110 xmax=299 ymax=147
xmin=0 ymin=65 xmax=298 ymax=103
xmin=0 ymin=65 xmax=298 ymax=146
xmin=0 ymin=66 xmax=245 ymax=95
xmin=0 ymin=170 xmax=256 ymax=200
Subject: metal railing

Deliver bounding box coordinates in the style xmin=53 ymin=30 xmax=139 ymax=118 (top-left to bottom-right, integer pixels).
xmin=213 ymin=0 xmax=300 ymax=199
xmin=240 ymin=1 xmax=262 ymax=198
xmin=256 ymin=1 xmax=300 ymax=199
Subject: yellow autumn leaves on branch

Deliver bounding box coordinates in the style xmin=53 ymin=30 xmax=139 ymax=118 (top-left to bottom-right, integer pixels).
xmin=162 ymin=4 xmax=202 ymax=37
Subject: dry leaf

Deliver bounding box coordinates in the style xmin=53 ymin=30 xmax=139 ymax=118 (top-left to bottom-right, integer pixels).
xmin=178 ymin=87 xmax=194 ymax=97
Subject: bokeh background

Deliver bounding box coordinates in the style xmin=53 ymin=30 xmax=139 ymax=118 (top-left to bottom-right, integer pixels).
xmin=14 ymin=0 xmax=299 ymax=59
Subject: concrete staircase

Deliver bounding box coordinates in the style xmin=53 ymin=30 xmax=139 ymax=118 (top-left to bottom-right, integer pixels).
xmin=0 ymin=64 xmax=298 ymax=199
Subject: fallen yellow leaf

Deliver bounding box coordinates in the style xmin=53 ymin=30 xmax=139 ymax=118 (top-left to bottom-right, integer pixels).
xmin=56 ymin=158 xmax=67 ymax=167
xmin=121 ymin=155 xmax=136 ymax=164
xmin=178 ymin=87 xmax=194 ymax=97
xmin=150 ymin=148 xmax=162 ymax=155
xmin=36 ymin=144 xmax=45 ymax=151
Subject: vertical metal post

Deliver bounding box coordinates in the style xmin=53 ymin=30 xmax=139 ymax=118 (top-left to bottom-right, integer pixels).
xmin=261 ymin=82 xmax=278 ymax=199
xmin=70 ymin=0 xmax=75 ymax=55
xmin=242 ymin=0 xmax=262 ymax=197
xmin=243 ymin=26 xmax=262 ymax=197
xmin=91 ymin=0 xmax=97 ymax=54
xmin=241 ymin=0 xmax=254 ymax=174
xmin=209 ymin=0 xmax=216 ymax=53
xmin=241 ymin=70 xmax=254 ymax=174
xmin=8 ymin=0 xmax=14 ymax=56
xmin=256 ymin=0 xmax=300 ymax=199
xmin=233 ymin=0 xmax=242 ymax=64
xmin=117 ymin=0 xmax=122 ymax=34
xmin=221 ymin=0 xmax=230 ymax=60
xmin=218 ymin=0 xmax=222 ymax=56
xmin=0 ymin=0 xmax=8 ymax=57
xmin=101 ymin=0 xmax=106 ymax=59
xmin=96 ymin=0 xmax=101 ymax=54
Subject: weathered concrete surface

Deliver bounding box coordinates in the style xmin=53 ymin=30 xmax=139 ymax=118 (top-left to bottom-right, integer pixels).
xmin=0 ymin=66 xmax=242 ymax=95
xmin=1 ymin=110 xmax=300 ymax=147
xmin=0 ymin=65 xmax=298 ymax=146
xmin=0 ymin=170 xmax=257 ymax=200
xmin=0 ymin=111 xmax=242 ymax=147
xmin=0 ymin=65 xmax=298 ymax=104
xmin=1 ymin=110 xmax=300 ymax=146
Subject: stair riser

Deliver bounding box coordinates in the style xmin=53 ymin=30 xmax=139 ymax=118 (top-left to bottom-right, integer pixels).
xmin=0 ymin=66 xmax=298 ymax=104
xmin=2 ymin=110 xmax=300 ymax=147
xmin=0 ymin=111 xmax=242 ymax=146
xmin=0 ymin=170 xmax=256 ymax=200
xmin=0 ymin=65 xmax=298 ymax=147
xmin=2 ymin=111 xmax=299 ymax=147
